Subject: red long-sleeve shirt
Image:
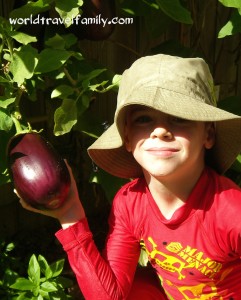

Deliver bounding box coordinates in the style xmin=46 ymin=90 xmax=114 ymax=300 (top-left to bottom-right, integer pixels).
xmin=56 ymin=167 xmax=241 ymax=299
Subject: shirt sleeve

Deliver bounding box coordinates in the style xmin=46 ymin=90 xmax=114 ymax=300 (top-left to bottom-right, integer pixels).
xmin=55 ymin=192 xmax=141 ymax=300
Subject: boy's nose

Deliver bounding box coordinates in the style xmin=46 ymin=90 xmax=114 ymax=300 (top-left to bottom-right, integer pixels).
xmin=150 ymin=127 xmax=173 ymax=139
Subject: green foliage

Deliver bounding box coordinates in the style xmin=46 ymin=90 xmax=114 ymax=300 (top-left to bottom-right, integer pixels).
xmin=9 ymin=254 xmax=72 ymax=299
xmin=0 ymin=1 xmax=120 ymax=186
xmin=218 ymin=0 xmax=241 ymax=37
xmin=0 ymin=241 xmax=73 ymax=300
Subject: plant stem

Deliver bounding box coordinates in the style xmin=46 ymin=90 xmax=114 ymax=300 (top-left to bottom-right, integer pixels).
xmin=11 ymin=114 xmax=23 ymax=134
xmin=63 ymin=67 xmax=77 ymax=86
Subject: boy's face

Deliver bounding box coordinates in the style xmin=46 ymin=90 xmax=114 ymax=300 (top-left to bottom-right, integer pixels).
xmin=124 ymin=106 xmax=215 ymax=179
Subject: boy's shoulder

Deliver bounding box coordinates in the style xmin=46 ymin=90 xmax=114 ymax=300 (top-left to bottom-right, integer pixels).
xmin=206 ymin=167 xmax=241 ymax=216
xmin=210 ymin=167 xmax=241 ymax=194
xmin=115 ymin=177 xmax=147 ymax=197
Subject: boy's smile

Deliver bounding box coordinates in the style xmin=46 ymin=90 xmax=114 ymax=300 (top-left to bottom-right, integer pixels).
xmin=124 ymin=106 xmax=215 ymax=181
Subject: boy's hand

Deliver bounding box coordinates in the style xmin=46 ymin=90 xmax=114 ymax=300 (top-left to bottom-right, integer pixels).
xmin=16 ymin=161 xmax=86 ymax=229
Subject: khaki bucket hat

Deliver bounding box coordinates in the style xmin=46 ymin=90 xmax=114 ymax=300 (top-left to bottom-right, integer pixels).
xmin=88 ymin=54 xmax=241 ymax=178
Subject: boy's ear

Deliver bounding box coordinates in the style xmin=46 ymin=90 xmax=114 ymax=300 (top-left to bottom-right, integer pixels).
xmin=204 ymin=122 xmax=215 ymax=149
xmin=124 ymin=126 xmax=132 ymax=152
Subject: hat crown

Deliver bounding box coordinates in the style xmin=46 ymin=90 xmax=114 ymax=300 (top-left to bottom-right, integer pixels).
xmin=116 ymin=54 xmax=217 ymax=118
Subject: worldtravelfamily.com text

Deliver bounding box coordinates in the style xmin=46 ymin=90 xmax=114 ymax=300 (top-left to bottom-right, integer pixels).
xmin=9 ymin=14 xmax=134 ymax=27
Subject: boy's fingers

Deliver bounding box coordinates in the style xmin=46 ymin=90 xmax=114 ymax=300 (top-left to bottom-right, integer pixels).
xmin=13 ymin=189 xmax=20 ymax=198
xmin=19 ymin=198 xmax=31 ymax=209
xmin=14 ymin=189 xmax=43 ymax=213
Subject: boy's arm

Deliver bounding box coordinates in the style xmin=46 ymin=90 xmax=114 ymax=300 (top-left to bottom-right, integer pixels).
xmin=18 ymin=163 xmax=140 ymax=300
xmin=56 ymin=209 xmax=140 ymax=300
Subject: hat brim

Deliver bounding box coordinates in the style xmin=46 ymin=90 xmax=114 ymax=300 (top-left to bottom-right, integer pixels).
xmin=88 ymin=123 xmax=142 ymax=178
xmin=88 ymin=101 xmax=241 ymax=178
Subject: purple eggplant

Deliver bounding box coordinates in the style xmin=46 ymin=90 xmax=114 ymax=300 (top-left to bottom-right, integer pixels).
xmin=7 ymin=132 xmax=71 ymax=210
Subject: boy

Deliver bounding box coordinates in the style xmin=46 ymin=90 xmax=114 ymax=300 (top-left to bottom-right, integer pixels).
xmin=19 ymin=55 xmax=241 ymax=299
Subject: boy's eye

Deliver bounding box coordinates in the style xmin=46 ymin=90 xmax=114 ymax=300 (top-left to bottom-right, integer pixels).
xmin=171 ymin=117 xmax=190 ymax=124
xmin=133 ymin=115 xmax=152 ymax=124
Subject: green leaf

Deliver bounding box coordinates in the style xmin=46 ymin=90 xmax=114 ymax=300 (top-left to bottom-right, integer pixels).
xmin=2 ymin=268 xmax=19 ymax=287
xmin=219 ymin=0 xmax=241 ymax=8
xmin=120 ymin=0 xmax=158 ymax=16
xmin=40 ymin=281 xmax=58 ymax=292
xmin=138 ymin=249 xmax=149 ymax=267
xmin=28 ymin=254 xmax=40 ymax=285
xmin=54 ymin=276 xmax=73 ymax=288
xmin=81 ymin=69 xmax=107 ymax=90
xmin=45 ymin=34 xmax=66 ymax=50
xmin=37 ymin=255 xmax=49 ymax=277
xmin=9 ymin=45 xmax=38 ymax=84
xmin=0 ymin=76 xmax=9 ymax=83
xmin=48 ymin=259 xmax=65 ymax=277
xmin=35 ymin=49 xmax=71 ymax=73
xmin=9 ymin=31 xmax=37 ymax=45
xmin=72 ymin=52 xmax=84 ymax=61
xmin=218 ymin=9 xmax=241 ymax=38
xmin=0 ymin=98 xmax=15 ymax=109
xmin=93 ymin=74 xmax=121 ymax=93
xmin=231 ymin=154 xmax=241 ymax=172
xmin=89 ymin=81 xmax=109 ymax=92
xmin=77 ymin=94 xmax=90 ymax=115
xmin=10 ymin=278 xmax=35 ymax=290
xmin=51 ymin=85 xmax=74 ymax=99
xmin=10 ymin=0 xmax=53 ymax=20
xmin=55 ymin=0 xmax=83 ymax=28
xmin=0 ymin=130 xmax=13 ymax=185
xmin=0 ymin=109 xmax=13 ymax=131
xmin=74 ymin=109 xmax=103 ymax=138
xmin=156 ymin=0 xmax=193 ymax=24
xmin=39 ymin=289 xmax=49 ymax=298
xmin=62 ymin=33 xmax=78 ymax=48
xmin=6 ymin=242 xmax=15 ymax=252
xmin=54 ymin=99 xmax=78 ymax=135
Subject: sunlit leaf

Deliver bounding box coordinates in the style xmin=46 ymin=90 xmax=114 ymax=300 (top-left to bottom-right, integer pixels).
xmin=40 ymin=281 xmax=58 ymax=292
xmin=10 ymin=0 xmax=53 ymax=20
xmin=9 ymin=45 xmax=38 ymax=84
xmin=51 ymin=85 xmax=74 ymax=99
xmin=219 ymin=0 xmax=241 ymax=8
xmin=28 ymin=254 xmax=40 ymax=285
xmin=54 ymin=99 xmax=77 ymax=135
xmin=35 ymin=49 xmax=71 ymax=73
xmin=9 ymin=31 xmax=37 ymax=45
xmin=0 ymin=109 xmax=13 ymax=131
xmin=0 ymin=98 xmax=15 ymax=109
xmin=55 ymin=0 xmax=83 ymax=28
xmin=10 ymin=278 xmax=35 ymax=290
xmin=218 ymin=9 xmax=241 ymax=38
xmin=49 ymin=259 xmax=65 ymax=277
xmin=45 ymin=34 xmax=66 ymax=49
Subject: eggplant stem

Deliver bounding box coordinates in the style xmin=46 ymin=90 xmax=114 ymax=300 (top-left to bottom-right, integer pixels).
xmin=11 ymin=114 xmax=24 ymax=134
xmin=11 ymin=114 xmax=34 ymax=135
